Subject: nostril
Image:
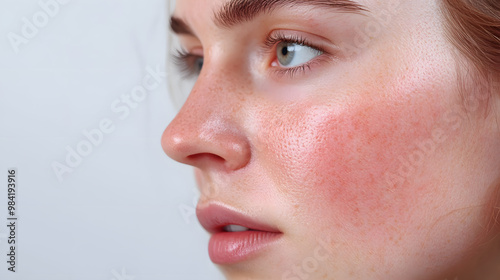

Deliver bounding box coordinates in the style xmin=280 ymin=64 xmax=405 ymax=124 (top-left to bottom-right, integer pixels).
xmin=186 ymin=153 xmax=226 ymax=168
xmin=187 ymin=152 xmax=250 ymax=171
xmin=187 ymin=153 xmax=225 ymax=163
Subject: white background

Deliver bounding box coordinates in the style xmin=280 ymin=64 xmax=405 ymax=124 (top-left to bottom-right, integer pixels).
xmin=0 ymin=0 xmax=224 ymax=279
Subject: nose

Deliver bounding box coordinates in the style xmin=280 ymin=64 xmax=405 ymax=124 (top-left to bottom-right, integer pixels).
xmin=161 ymin=75 xmax=252 ymax=172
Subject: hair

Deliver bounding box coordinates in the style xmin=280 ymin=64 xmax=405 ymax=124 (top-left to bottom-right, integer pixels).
xmin=441 ymin=1 xmax=500 ymax=276
xmin=441 ymin=0 xmax=500 ymax=104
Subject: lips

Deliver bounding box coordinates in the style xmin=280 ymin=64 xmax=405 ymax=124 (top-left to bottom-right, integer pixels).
xmin=196 ymin=203 xmax=283 ymax=264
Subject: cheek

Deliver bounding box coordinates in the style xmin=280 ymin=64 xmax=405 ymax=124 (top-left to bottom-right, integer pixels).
xmin=258 ymin=80 xmax=446 ymax=239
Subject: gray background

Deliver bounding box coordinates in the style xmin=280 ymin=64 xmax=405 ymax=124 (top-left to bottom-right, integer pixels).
xmin=0 ymin=0 xmax=224 ymax=279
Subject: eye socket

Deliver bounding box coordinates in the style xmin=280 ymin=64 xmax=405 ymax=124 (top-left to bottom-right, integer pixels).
xmin=172 ymin=32 xmax=327 ymax=82
xmin=275 ymin=42 xmax=323 ymax=68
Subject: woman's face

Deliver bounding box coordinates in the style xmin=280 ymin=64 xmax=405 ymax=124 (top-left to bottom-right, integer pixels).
xmin=163 ymin=0 xmax=500 ymax=279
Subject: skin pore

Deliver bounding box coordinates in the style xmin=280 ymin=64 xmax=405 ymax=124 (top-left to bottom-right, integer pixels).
xmin=163 ymin=0 xmax=500 ymax=279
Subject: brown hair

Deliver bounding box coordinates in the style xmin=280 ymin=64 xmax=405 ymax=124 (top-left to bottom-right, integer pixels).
xmin=441 ymin=0 xmax=500 ymax=100
xmin=441 ymin=2 xmax=500 ymax=277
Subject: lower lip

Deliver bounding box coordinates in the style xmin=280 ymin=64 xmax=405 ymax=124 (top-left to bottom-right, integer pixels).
xmin=208 ymin=231 xmax=282 ymax=264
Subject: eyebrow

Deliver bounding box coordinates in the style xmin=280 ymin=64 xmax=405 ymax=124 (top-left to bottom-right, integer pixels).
xmin=214 ymin=0 xmax=368 ymax=28
xmin=170 ymin=0 xmax=367 ymax=35
xmin=170 ymin=16 xmax=193 ymax=35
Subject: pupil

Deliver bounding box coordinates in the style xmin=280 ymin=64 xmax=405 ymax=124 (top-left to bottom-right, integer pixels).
xmin=197 ymin=59 xmax=203 ymax=71
xmin=281 ymin=46 xmax=288 ymax=56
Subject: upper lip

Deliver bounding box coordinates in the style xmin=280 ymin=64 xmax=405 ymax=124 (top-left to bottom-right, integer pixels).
xmin=196 ymin=203 xmax=282 ymax=234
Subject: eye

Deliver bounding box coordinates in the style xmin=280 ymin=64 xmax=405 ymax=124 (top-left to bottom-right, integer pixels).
xmin=170 ymin=50 xmax=204 ymax=111
xmin=275 ymin=42 xmax=323 ymax=68
xmin=173 ymin=50 xmax=204 ymax=78
xmin=192 ymin=57 xmax=204 ymax=74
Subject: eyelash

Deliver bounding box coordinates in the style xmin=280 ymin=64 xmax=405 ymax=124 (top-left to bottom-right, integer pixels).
xmin=172 ymin=32 xmax=327 ymax=79
xmin=173 ymin=49 xmax=203 ymax=79
xmin=263 ymin=32 xmax=327 ymax=78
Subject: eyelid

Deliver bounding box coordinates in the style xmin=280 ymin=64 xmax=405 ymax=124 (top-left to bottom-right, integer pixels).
xmin=263 ymin=30 xmax=327 ymax=54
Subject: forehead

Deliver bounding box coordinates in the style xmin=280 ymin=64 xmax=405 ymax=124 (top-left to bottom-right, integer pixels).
xmin=174 ymin=0 xmax=224 ymax=22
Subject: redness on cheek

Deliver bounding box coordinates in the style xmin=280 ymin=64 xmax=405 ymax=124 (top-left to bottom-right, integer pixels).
xmin=260 ymin=83 xmax=444 ymax=238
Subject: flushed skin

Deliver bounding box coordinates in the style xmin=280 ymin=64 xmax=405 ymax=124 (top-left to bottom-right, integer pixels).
xmin=162 ymin=0 xmax=500 ymax=279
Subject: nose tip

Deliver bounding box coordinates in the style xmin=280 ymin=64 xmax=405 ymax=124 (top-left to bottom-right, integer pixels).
xmin=161 ymin=116 xmax=252 ymax=172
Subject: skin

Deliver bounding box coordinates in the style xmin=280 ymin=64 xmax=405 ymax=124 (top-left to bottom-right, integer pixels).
xmin=162 ymin=0 xmax=500 ymax=279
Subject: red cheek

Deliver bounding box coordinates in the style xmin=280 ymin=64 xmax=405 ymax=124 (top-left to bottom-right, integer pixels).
xmin=258 ymin=85 xmax=443 ymax=237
